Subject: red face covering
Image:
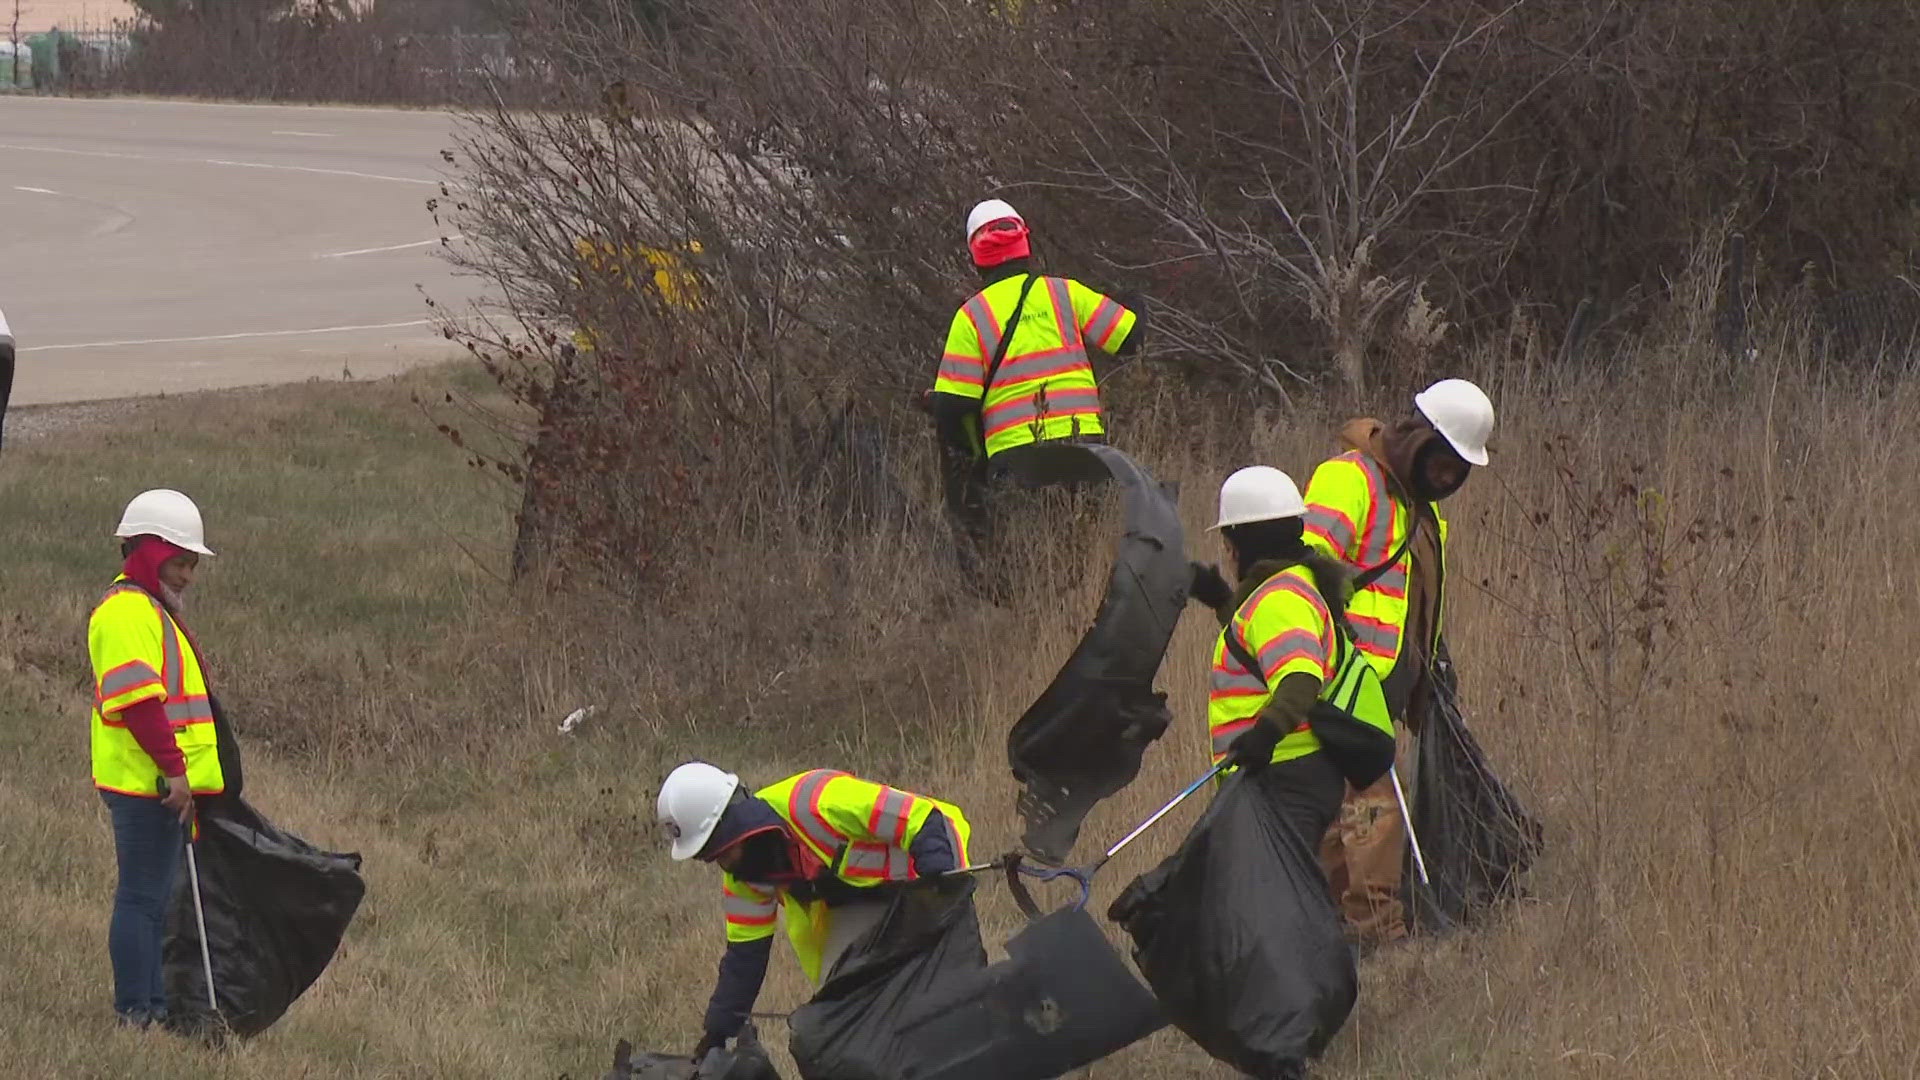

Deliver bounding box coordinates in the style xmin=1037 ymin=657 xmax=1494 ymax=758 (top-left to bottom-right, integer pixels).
xmin=969 ymin=219 xmax=1031 ymax=268
xmin=122 ymin=535 xmax=191 ymax=599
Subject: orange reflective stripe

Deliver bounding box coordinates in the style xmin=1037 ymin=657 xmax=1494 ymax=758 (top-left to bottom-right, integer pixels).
xmin=1083 ymin=297 xmax=1124 ymax=350
xmin=962 ymin=293 xmax=1001 ymax=362
xmin=1365 ymin=563 xmax=1409 ymax=600
xmin=787 ymin=770 xmax=848 ymax=856
xmin=98 ymin=659 xmax=163 ymax=701
xmin=839 ymin=842 xmax=910 ymax=880
xmin=866 ymin=787 xmax=917 ymax=846
xmin=982 ymin=386 xmax=1103 ymax=439
xmin=943 ymin=814 xmax=968 ymax=868
xmin=1208 ymin=715 xmax=1312 ymax=760
xmin=1210 ymin=654 xmax=1268 ymax=696
xmin=1354 ymin=454 xmax=1396 ymax=564
xmin=1255 ymin=628 xmax=1329 ymax=680
xmin=1347 ymin=613 xmax=1400 ymax=656
xmin=1045 ymin=277 xmax=1079 ymax=346
xmin=992 ymin=345 xmax=1091 ymax=385
xmin=937 ymin=352 xmax=985 ymax=388
xmin=722 ymin=885 xmax=777 ymax=927
xmin=164 ymin=697 xmax=215 ymax=727
xmin=1304 ymin=505 xmax=1357 ymax=556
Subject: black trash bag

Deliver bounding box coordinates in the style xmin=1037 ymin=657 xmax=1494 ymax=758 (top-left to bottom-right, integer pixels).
xmin=163 ymin=797 xmax=365 ymax=1038
xmin=891 ymin=904 xmax=1166 ymax=1080
xmin=602 ymin=1022 xmax=784 ymax=1080
xmin=1002 ymin=442 xmax=1188 ymax=865
xmin=1109 ymin=774 xmax=1355 ymax=1080
xmin=788 ymin=877 xmax=988 ymax=1080
xmin=1405 ymin=669 xmax=1543 ymax=933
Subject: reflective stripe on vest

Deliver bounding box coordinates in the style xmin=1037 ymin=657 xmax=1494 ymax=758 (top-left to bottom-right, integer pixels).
xmin=91 ymin=583 xmax=222 ymax=795
xmin=1209 ymin=714 xmax=1312 ymax=760
xmin=1305 ymin=451 xmax=1422 ymax=668
xmin=840 ymin=843 xmax=911 ymax=881
xmin=973 ymin=276 xmax=1103 ymax=456
xmin=983 ymin=386 xmax=1102 ymax=440
xmin=98 ymin=660 xmax=163 ymax=700
xmin=1353 ymin=453 xmax=1400 ymax=565
xmin=740 ymin=772 xmax=973 ymax=984
xmin=785 ymin=769 xmax=848 ymax=859
xmin=1207 ymin=568 xmax=1335 ymax=764
xmin=866 ymin=786 xmax=917 ymax=846
xmin=102 ymin=584 xmax=216 ymax=730
xmin=1083 ymin=297 xmax=1125 ymax=351
xmin=722 ymin=883 xmax=777 ymax=930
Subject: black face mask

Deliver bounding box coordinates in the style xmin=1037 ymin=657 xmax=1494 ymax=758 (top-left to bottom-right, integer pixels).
xmin=1410 ymin=438 xmax=1469 ymax=502
xmin=728 ymin=829 xmax=799 ymax=885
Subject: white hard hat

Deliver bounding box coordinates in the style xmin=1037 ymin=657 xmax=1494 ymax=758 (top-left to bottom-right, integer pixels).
xmin=114 ymin=489 xmax=214 ymax=556
xmin=657 ymin=761 xmax=741 ymax=861
xmin=1413 ymin=378 xmax=1494 ymax=467
xmin=1209 ymin=466 xmax=1308 ymax=531
xmin=966 ymin=198 xmax=1023 ymax=240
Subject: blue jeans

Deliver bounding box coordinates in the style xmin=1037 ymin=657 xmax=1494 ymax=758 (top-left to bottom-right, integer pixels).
xmin=101 ymin=790 xmax=183 ymax=1022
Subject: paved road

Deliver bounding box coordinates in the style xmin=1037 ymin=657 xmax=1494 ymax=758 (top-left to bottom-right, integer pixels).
xmin=0 ymin=97 xmax=488 ymax=406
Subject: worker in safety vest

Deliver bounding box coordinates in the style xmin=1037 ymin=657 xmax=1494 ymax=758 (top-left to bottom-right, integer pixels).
xmin=659 ymin=762 xmax=974 ymax=1065
xmin=923 ymin=199 xmax=1142 ymax=557
xmin=87 ymin=489 xmax=228 ymax=1028
xmin=1188 ymin=467 xmax=1395 ymax=850
xmin=1300 ymin=378 xmax=1494 ymax=948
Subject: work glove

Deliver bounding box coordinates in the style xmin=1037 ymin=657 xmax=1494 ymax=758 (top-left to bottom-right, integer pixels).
xmin=1225 ymin=716 xmax=1283 ymax=772
xmin=1188 ymin=561 xmax=1232 ymax=609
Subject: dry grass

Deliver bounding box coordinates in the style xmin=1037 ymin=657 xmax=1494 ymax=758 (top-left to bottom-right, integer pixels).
xmin=0 ymin=336 xmax=1914 ymax=1078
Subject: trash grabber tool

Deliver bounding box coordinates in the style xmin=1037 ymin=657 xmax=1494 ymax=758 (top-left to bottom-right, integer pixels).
xmin=1088 ymin=758 xmax=1230 ymax=875
xmin=1007 ymin=759 xmax=1230 ymax=917
xmin=938 ymin=859 xmax=1016 ymax=879
xmin=1389 ymin=764 xmax=1431 ymax=887
xmin=184 ymin=821 xmax=219 ymax=1016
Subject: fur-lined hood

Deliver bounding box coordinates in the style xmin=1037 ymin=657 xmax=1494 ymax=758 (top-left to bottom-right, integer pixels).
xmin=1221 ymin=550 xmax=1353 ymax=631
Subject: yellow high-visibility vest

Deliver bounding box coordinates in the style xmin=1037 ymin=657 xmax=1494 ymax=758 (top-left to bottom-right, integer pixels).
xmin=1208 ymin=564 xmax=1395 ymax=769
xmin=1301 ymin=450 xmax=1449 ymax=678
xmin=933 ymin=274 xmax=1136 ymax=459
xmin=720 ymin=770 xmax=971 ymax=984
xmin=87 ymin=578 xmax=224 ymax=797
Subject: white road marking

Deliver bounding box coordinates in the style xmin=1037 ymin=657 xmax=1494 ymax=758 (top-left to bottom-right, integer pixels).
xmin=205 ymin=159 xmax=440 ymax=185
xmin=13 ymin=185 xmax=59 ymax=194
xmin=272 ymin=130 xmax=339 ymax=138
xmin=0 ymin=142 xmax=440 ymax=185
xmin=22 ymin=320 xmax=436 ymax=352
xmin=321 ymin=236 xmax=459 ymax=258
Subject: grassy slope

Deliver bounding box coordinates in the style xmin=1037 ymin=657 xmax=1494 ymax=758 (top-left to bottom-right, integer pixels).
xmin=0 ymin=369 xmax=649 ymax=1078
xmin=3 ymin=362 xmax=1917 ymax=1078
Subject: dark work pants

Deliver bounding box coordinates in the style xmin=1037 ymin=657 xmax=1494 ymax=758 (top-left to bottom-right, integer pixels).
xmin=1246 ymin=753 xmax=1347 ymax=1080
xmin=100 ymin=790 xmax=184 ymax=1022
xmin=1251 ymin=752 xmax=1347 ymax=854
xmin=942 ymin=436 xmax=1110 ymax=589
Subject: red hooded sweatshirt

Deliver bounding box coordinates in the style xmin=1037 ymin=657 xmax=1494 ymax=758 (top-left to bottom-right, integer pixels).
xmin=115 ymin=537 xmax=190 ymax=780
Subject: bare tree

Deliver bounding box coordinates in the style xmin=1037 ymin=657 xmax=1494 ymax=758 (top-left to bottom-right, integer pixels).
xmin=1056 ymin=0 xmax=1595 ymax=397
